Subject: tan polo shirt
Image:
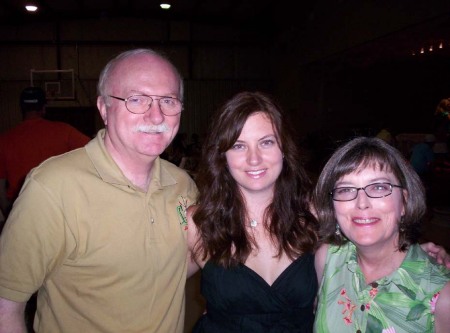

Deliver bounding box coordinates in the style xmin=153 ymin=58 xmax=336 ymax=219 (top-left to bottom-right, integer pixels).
xmin=0 ymin=129 xmax=198 ymax=333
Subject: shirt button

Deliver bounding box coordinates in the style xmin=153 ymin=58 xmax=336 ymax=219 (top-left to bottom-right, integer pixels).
xmin=360 ymin=304 xmax=365 ymax=311
xmin=356 ymin=330 xmax=362 ymax=333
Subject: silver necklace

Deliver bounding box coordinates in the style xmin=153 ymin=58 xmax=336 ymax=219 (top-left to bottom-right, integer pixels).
xmin=250 ymin=219 xmax=258 ymax=227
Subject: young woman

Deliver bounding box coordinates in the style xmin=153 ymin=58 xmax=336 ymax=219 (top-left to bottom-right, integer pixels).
xmin=187 ymin=91 xmax=319 ymax=332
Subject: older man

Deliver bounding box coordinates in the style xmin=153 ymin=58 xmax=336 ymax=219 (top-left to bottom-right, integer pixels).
xmin=0 ymin=49 xmax=197 ymax=333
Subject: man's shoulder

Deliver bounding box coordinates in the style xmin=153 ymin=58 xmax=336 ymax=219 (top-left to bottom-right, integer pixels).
xmin=32 ymin=147 xmax=88 ymax=177
xmin=15 ymin=148 xmax=90 ymax=199
xmin=159 ymin=158 xmax=198 ymax=194
xmin=160 ymin=158 xmax=192 ymax=179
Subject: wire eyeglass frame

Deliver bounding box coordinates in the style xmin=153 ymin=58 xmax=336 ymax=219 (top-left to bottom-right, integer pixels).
xmin=330 ymin=182 xmax=403 ymax=201
xmin=108 ymin=94 xmax=183 ymax=116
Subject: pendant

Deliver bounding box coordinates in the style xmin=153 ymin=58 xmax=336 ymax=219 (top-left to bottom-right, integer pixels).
xmin=250 ymin=219 xmax=257 ymax=227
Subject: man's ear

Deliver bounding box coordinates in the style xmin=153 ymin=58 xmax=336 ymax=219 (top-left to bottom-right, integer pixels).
xmin=97 ymin=96 xmax=108 ymax=126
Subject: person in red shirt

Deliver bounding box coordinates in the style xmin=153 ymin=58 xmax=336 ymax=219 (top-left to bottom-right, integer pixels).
xmin=0 ymin=87 xmax=90 ymax=221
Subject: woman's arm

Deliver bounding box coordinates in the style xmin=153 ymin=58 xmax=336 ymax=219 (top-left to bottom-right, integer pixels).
xmin=187 ymin=250 xmax=200 ymax=278
xmin=186 ymin=205 xmax=202 ymax=278
xmin=314 ymin=243 xmax=329 ymax=284
xmin=0 ymin=298 xmax=26 ymax=333
xmin=420 ymin=242 xmax=450 ymax=269
xmin=434 ymin=281 xmax=450 ymax=333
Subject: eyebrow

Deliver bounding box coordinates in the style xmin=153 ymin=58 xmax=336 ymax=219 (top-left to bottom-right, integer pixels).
xmin=335 ymin=177 xmax=393 ymax=187
xmin=234 ymin=134 xmax=276 ymax=142
xmin=127 ymin=90 xmax=178 ymax=98
xmin=258 ymin=134 xmax=276 ymax=141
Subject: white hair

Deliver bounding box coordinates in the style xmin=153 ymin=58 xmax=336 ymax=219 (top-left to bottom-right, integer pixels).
xmin=97 ymin=48 xmax=184 ymax=103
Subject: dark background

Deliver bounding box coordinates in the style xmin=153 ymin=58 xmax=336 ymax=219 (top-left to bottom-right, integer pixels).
xmin=1 ymin=0 xmax=450 ymax=144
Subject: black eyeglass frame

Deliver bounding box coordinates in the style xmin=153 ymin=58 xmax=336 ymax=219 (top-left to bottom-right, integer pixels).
xmin=108 ymin=94 xmax=183 ymax=116
xmin=330 ymin=182 xmax=403 ymax=202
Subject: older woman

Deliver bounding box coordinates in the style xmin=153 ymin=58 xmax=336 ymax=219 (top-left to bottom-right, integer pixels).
xmin=313 ymin=137 xmax=450 ymax=333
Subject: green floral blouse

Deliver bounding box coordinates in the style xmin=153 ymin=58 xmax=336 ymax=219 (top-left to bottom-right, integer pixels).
xmin=314 ymin=243 xmax=450 ymax=333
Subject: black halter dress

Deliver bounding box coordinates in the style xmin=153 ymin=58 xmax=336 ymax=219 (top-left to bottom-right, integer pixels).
xmin=192 ymin=253 xmax=317 ymax=333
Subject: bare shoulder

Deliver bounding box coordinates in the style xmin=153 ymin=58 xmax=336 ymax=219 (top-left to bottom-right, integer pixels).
xmin=186 ymin=204 xmax=207 ymax=276
xmin=434 ymin=281 xmax=450 ymax=333
xmin=314 ymin=243 xmax=329 ymax=283
xmin=187 ymin=204 xmax=198 ymax=218
xmin=186 ymin=205 xmax=198 ymax=233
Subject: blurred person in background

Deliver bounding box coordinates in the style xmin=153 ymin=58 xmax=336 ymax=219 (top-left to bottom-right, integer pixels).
xmin=0 ymin=86 xmax=90 ymax=222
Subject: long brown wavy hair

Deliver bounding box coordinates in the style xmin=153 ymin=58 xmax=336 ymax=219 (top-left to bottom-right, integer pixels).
xmin=193 ymin=91 xmax=318 ymax=267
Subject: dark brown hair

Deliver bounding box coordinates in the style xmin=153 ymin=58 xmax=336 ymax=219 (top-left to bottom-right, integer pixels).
xmin=193 ymin=91 xmax=318 ymax=267
xmin=313 ymin=137 xmax=426 ymax=250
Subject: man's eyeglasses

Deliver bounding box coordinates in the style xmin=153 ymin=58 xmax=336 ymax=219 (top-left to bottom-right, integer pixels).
xmin=330 ymin=183 xmax=403 ymax=202
xmin=108 ymin=94 xmax=183 ymax=116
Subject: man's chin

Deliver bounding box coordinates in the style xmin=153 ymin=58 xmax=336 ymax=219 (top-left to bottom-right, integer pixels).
xmin=135 ymin=143 xmax=166 ymax=157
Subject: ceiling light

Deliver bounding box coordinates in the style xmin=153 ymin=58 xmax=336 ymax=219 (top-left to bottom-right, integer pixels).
xmin=160 ymin=3 xmax=171 ymax=9
xmin=25 ymin=4 xmax=38 ymax=12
